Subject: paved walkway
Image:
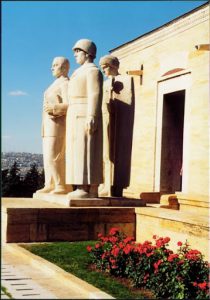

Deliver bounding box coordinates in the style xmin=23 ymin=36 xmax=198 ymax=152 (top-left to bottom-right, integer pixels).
xmin=1 ymin=244 xmax=114 ymax=299
xmin=2 ymin=261 xmax=57 ymax=299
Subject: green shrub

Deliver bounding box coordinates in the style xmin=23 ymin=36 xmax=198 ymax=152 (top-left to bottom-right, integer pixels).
xmin=87 ymin=228 xmax=209 ymax=299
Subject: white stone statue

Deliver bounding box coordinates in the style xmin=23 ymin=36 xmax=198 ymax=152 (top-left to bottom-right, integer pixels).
xmin=36 ymin=57 xmax=70 ymax=195
xmin=66 ymin=39 xmax=103 ymax=198
xmin=99 ymin=55 xmax=134 ymax=197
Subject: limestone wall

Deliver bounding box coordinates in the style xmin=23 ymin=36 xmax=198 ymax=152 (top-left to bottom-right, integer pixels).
xmin=111 ymin=4 xmax=209 ymax=200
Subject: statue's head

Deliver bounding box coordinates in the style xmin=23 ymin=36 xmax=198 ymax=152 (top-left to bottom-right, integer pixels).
xmin=99 ymin=55 xmax=120 ymax=77
xmin=51 ymin=57 xmax=70 ymax=78
xmin=72 ymin=39 xmax=97 ymax=64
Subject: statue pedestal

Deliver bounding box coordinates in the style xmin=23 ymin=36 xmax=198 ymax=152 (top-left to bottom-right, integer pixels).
xmin=33 ymin=192 xmax=146 ymax=207
xmin=2 ymin=197 xmax=139 ymax=244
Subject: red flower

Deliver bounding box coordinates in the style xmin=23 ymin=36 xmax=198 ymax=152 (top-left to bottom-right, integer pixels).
xmin=123 ymin=236 xmax=134 ymax=244
xmin=146 ymin=252 xmax=154 ymax=257
xmin=154 ymin=259 xmax=162 ymax=271
xmin=111 ymin=247 xmax=120 ymax=257
xmin=109 ymin=258 xmax=116 ymax=265
xmin=167 ymin=254 xmax=179 ymax=262
xmin=111 ymin=264 xmax=118 ymax=269
xmin=109 ymin=236 xmax=118 ymax=243
xmin=95 ymin=243 xmax=101 ymax=249
xmin=119 ymin=242 xmax=124 ymax=249
xmin=98 ymin=233 xmax=103 ymax=238
xmin=197 ymin=282 xmax=207 ymax=290
xmin=144 ymin=273 xmax=149 ymax=282
xmin=102 ymin=252 xmax=107 ymax=259
xmin=86 ymin=245 xmax=92 ymax=252
xmin=101 ymin=237 xmax=109 ymax=242
xmin=177 ymin=241 xmax=182 ymax=246
xmin=109 ymin=227 xmax=120 ymax=235
xmin=163 ymin=237 xmax=170 ymax=244
xmin=185 ymin=249 xmax=201 ymax=260
xmin=156 ymin=239 xmax=163 ymax=247
xmin=193 ymin=282 xmax=197 ymax=287
xmin=123 ymin=244 xmax=133 ymax=255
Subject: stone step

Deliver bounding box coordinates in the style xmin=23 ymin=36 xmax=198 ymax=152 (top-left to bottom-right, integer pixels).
xmin=135 ymin=206 xmax=209 ymax=260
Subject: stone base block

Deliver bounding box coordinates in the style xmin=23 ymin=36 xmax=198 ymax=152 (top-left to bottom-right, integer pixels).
xmin=160 ymin=194 xmax=180 ymax=210
xmin=140 ymin=192 xmax=161 ymax=203
xmin=176 ymin=192 xmax=209 ymax=215
xmin=135 ymin=207 xmax=209 ymax=261
xmin=33 ymin=192 xmax=146 ymax=207
xmin=2 ymin=198 xmax=136 ymax=243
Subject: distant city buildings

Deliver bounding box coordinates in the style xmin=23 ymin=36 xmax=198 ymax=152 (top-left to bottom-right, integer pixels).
xmin=1 ymin=152 xmax=43 ymax=177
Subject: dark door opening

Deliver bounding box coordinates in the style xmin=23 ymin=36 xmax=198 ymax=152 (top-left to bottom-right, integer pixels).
xmin=160 ymin=90 xmax=185 ymax=193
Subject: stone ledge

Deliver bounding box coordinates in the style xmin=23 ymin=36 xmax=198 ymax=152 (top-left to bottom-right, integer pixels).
xmin=135 ymin=207 xmax=208 ymax=227
xmin=33 ymin=193 xmax=146 ymax=207
xmin=135 ymin=207 xmax=209 ymax=260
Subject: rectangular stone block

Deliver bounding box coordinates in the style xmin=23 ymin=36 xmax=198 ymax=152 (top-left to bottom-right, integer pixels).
xmin=30 ymin=224 xmax=48 ymax=242
xmin=48 ymin=224 xmax=88 ymax=241
xmin=7 ymin=224 xmax=30 ymax=243
xmin=7 ymin=208 xmax=38 ymax=224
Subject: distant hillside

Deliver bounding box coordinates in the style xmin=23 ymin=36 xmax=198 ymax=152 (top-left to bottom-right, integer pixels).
xmin=1 ymin=152 xmax=43 ymax=176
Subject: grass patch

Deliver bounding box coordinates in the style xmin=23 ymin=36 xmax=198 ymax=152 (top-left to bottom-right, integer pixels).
xmin=21 ymin=241 xmax=153 ymax=299
xmin=1 ymin=286 xmax=13 ymax=299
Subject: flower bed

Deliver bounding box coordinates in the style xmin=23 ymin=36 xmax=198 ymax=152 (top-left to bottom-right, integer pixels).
xmin=87 ymin=228 xmax=209 ymax=299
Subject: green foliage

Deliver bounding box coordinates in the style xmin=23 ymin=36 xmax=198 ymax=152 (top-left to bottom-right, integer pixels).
xmin=87 ymin=228 xmax=209 ymax=299
xmin=21 ymin=241 xmax=148 ymax=299
xmin=2 ymin=168 xmax=9 ymax=196
xmin=2 ymin=162 xmax=23 ymax=196
xmin=1 ymin=162 xmax=44 ymax=197
xmin=22 ymin=163 xmax=44 ymax=197
xmin=1 ymin=286 xmax=13 ymax=299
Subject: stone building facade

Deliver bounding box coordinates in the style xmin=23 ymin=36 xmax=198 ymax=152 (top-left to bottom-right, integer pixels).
xmin=110 ymin=3 xmax=209 ymax=211
xmin=110 ymin=3 xmax=209 ymax=258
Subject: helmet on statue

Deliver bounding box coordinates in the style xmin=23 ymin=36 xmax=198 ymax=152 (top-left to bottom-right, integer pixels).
xmin=72 ymin=39 xmax=97 ymax=59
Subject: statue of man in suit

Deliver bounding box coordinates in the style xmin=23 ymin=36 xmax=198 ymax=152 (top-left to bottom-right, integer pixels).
xmin=36 ymin=57 xmax=70 ymax=194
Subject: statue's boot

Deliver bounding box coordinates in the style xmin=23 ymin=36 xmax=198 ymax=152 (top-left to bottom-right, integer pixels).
xmin=88 ymin=184 xmax=98 ymax=198
xmin=36 ymin=186 xmax=54 ymax=193
xmin=98 ymin=186 xmax=109 ymax=197
xmin=50 ymin=185 xmax=67 ymax=195
xmin=67 ymin=185 xmax=89 ymax=199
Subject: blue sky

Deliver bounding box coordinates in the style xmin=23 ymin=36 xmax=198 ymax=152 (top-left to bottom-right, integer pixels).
xmin=2 ymin=1 xmax=206 ymax=154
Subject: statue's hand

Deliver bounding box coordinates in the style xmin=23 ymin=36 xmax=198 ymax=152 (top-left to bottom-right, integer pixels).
xmin=44 ymin=103 xmax=54 ymax=114
xmin=86 ymin=116 xmax=97 ymax=134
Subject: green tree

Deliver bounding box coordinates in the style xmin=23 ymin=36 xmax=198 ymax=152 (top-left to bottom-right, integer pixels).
xmin=1 ymin=169 xmax=9 ymax=196
xmin=38 ymin=167 xmax=45 ymax=190
xmin=23 ymin=164 xmax=44 ymax=197
xmin=2 ymin=162 xmax=23 ymax=197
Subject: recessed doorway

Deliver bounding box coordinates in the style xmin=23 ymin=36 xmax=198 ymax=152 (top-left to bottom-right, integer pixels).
xmin=160 ymin=90 xmax=185 ymax=193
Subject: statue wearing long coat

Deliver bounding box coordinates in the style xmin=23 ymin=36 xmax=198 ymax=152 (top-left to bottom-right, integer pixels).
xmin=66 ymin=63 xmax=103 ymax=185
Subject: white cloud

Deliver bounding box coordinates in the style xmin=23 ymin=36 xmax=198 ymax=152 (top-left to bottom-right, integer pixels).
xmin=8 ymin=90 xmax=28 ymax=96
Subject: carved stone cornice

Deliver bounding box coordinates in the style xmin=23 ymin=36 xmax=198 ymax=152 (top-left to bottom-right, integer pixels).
xmin=110 ymin=5 xmax=209 ymax=59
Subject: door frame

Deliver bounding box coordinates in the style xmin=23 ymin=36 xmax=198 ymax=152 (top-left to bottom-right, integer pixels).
xmin=154 ymin=72 xmax=191 ymax=193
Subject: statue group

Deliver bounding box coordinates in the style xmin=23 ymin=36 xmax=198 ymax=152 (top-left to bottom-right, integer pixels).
xmin=36 ymin=39 xmax=134 ymax=199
